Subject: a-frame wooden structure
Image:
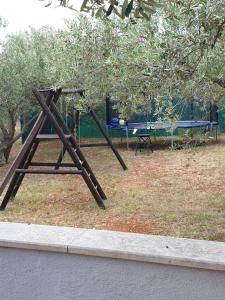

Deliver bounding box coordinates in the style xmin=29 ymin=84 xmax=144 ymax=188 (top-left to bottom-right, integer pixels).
xmin=0 ymin=88 xmax=127 ymax=210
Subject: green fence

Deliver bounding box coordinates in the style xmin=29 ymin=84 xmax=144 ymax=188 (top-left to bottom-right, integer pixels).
xmin=218 ymin=109 xmax=225 ymax=133
xmin=21 ymin=105 xmax=223 ymax=143
xmin=21 ymin=106 xmax=108 ymax=143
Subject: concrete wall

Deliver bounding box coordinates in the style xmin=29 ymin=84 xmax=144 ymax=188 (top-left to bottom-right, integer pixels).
xmin=0 ymin=222 xmax=225 ymax=300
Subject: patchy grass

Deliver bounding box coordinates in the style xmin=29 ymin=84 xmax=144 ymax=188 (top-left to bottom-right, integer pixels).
xmin=0 ymin=136 xmax=225 ymax=241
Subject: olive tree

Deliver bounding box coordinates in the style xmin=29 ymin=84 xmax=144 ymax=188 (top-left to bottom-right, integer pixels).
xmin=151 ymin=1 xmax=225 ymax=99
xmin=0 ymin=28 xmax=57 ymax=164
xmin=1 ymin=0 xmax=225 ymax=163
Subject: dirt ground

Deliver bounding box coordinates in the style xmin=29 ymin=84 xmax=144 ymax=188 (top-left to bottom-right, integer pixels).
xmin=0 ymin=136 xmax=225 ymax=241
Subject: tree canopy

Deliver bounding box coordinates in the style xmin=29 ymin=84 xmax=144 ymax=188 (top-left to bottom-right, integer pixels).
xmin=0 ymin=0 xmax=225 ymax=162
xmin=41 ymin=0 xmax=162 ymax=19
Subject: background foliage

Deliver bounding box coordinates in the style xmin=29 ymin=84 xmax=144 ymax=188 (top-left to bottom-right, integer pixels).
xmin=0 ymin=0 xmax=225 ymax=162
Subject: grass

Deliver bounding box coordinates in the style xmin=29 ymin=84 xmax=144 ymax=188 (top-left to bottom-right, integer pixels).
xmin=0 ymin=135 xmax=225 ymax=242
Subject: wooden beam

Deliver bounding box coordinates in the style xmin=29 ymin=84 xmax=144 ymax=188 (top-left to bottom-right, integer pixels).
xmin=30 ymin=162 xmax=79 ymax=167
xmin=15 ymin=169 xmax=83 ymax=175
xmin=79 ymin=143 xmax=109 ymax=148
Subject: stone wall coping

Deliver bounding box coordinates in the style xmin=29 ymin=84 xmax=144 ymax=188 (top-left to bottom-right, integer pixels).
xmin=0 ymin=222 xmax=225 ymax=271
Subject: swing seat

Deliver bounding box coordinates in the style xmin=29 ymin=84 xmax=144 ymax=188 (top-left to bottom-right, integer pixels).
xmin=36 ymin=134 xmax=72 ymax=140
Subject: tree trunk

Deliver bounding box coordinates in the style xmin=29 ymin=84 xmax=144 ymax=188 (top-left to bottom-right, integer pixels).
xmin=0 ymin=110 xmax=39 ymax=165
xmin=0 ymin=139 xmax=13 ymax=164
xmin=0 ymin=148 xmax=5 ymax=165
xmin=0 ymin=132 xmax=22 ymax=165
xmin=0 ymin=111 xmax=17 ymax=165
xmin=4 ymin=144 xmax=13 ymax=163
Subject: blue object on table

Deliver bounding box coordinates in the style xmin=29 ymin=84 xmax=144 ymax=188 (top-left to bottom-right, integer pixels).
xmin=110 ymin=117 xmax=120 ymax=128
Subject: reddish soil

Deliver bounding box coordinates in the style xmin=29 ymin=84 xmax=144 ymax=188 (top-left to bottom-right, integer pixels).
xmin=97 ymin=215 xmax=162 ymax=234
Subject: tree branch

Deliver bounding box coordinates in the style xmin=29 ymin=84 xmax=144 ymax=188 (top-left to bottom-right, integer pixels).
xmin=211 ymin=18 xmax=225 ymax=49
xmin=211 ymin=78 xmax=225 ymax=88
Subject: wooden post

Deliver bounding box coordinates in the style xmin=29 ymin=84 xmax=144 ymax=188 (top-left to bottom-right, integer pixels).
xmin=89 ymin=108 xmax=127 ymax=170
